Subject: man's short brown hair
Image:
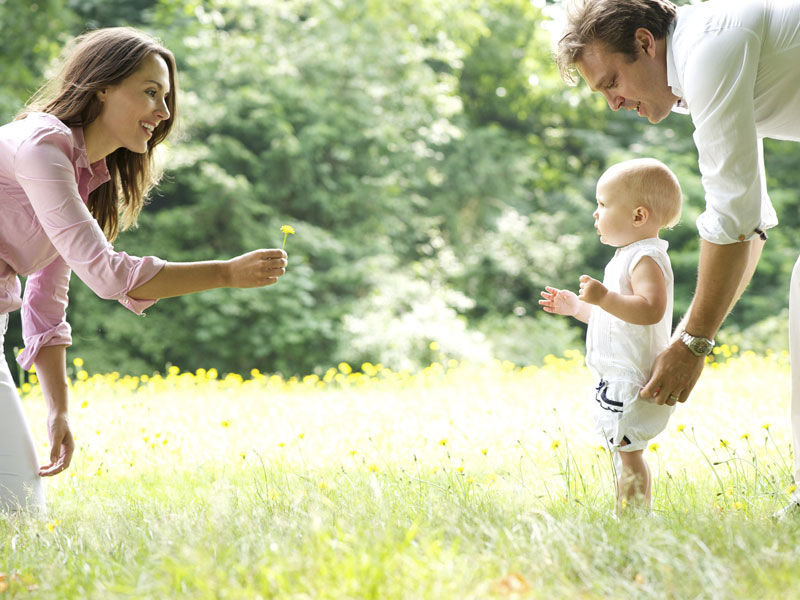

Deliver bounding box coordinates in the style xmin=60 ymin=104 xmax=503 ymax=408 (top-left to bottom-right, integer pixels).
xmin=557 ymin=0 xmax=677 ymax=84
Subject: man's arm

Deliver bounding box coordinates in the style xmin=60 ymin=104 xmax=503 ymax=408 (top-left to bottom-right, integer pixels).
xmin=641 ymin=237 xmax=765 ymax=404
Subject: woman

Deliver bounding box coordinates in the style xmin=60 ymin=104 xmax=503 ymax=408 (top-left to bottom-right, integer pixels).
xmin=0 ymin=27 xmax=288 ymax=511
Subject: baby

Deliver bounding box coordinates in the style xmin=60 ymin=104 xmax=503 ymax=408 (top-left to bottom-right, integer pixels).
xmin=540 ymin=158 xmax=682 ymax=513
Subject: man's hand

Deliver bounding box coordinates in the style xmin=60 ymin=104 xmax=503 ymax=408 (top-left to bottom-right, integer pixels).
xmin=578 ymin=274 xmax=608 ymax=305
xmin=39 ymin=412 xmax=75 ymax=477
xmin=640 ymin=339 xmax=706 ymax=405
xmin=539 ymin=286 xmax=580 ymax=316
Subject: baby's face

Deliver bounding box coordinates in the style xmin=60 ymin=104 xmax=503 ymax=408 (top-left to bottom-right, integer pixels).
xmin=593 ymin=173 xmax=640 ymax=247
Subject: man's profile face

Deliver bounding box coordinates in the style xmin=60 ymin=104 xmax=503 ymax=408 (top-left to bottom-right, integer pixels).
xmin=576 ymin=34 xmax=678 ymax=125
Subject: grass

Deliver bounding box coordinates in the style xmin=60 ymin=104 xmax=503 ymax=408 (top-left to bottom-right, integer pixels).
xmin=2 ymin=349 xmax=799 ymax=599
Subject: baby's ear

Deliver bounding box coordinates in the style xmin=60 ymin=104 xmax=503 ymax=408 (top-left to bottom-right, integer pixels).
xmin=632 ymin=206 xmax=649 ymax=227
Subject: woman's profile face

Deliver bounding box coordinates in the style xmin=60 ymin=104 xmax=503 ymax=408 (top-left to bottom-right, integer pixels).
xmin=95 ymin=53 xmax=171 ymax=155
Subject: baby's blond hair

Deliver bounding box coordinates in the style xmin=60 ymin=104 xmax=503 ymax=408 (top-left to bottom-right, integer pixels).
xmin=601 ymin=158 xmax=682 ymax=229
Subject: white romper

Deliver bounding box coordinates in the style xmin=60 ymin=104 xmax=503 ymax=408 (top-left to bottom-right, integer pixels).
xmin=585 ymin=238 xmax=675 ymax=453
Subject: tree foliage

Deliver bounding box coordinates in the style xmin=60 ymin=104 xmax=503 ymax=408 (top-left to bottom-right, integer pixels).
xmin=2 ymin=0 xmax=798 ymax=377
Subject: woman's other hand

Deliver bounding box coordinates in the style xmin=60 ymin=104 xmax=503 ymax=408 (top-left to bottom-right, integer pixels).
xmin=39 ymin=411 xmax=74 ymax=477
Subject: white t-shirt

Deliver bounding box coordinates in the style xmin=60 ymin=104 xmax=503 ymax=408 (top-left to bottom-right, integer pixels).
xmin=585 ymin=238 xmax=673 ymax=386
xmin=667 ymin=0 xmax=800 ymax=245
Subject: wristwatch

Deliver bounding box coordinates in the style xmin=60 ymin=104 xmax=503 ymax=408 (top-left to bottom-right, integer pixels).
xmin=679 ymin=330 xmax=715 ymax=356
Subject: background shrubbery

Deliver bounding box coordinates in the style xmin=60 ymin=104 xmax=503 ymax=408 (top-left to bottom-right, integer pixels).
xmin=2 ymin=0 xmax=798 ymax=377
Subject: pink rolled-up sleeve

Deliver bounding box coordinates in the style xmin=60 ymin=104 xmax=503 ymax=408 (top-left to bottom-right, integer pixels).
xmin=13 ymin=129 xmax=165 ymax=367
xmin=17 ymin=256 xmax=72 ymax=370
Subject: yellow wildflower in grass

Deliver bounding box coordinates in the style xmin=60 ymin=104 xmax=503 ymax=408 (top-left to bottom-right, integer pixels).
xmin=73 ymin=357 xmax=84 ymax=368
xmin=741 ymin=433 xmax=750 ymax=440
xmin=438 ymin=438 xmax=448 ymax=446
xmin=788 ymin=484 xmax=797 ymax=495
xmin=220 ymin=421 xmax=230 ymax=428
xmin=45 ymin=519 xmax=60 ymax=533
xmin=676 ymin=424 xmax=686 ymax=433
xmin=480 ymin=448 xmax=488 ymax=456
xmin=280 ymin=224 xmax=295 ymax=249
xmin=648 ymin=443 xmax=659 ymax=453
xmin=368 ymin=463 xmax=379 ymax=473
xmin=720 ymin=439 xmax=730 ymax=449
xmin=338 ymin=362 xmax=352 ymax=375
xmin=551 ymin=440 xmax=560 ymax=450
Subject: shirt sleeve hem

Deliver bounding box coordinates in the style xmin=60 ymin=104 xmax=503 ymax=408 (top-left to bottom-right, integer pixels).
xmin=17 ymin=323 xmax=72 ymax=371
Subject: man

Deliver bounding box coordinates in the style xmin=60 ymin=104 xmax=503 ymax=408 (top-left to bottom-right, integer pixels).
xmin=556 ymin=0 xmax=800 ymax=514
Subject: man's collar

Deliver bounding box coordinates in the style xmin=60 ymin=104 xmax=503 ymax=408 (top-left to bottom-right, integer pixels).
xmin=666 ymin=21 xmax=689 ymax=115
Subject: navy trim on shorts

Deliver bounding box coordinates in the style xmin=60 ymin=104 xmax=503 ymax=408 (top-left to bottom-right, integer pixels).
xmin=595 ymin=379 xmax=623 ymax=413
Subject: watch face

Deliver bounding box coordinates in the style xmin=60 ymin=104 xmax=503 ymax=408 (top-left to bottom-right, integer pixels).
xmin=682 ymin=332 xmax=714 ymax=356
xmin=692 ymin=339 xmax=712 ymax=354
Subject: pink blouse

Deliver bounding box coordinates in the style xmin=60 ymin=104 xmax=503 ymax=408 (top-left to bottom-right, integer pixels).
xmin=0 ymin=113 xmax=165 ymax=370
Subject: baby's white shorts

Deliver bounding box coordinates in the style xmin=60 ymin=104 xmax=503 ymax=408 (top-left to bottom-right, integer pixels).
xmin=592 ymin=378 xmax=674 ymax=453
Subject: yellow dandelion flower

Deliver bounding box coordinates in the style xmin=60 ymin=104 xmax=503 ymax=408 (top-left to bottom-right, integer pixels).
xmin=368 ymin=463 xmax=379 ymax=473
xmin=648 ymin=443 xmax=659 ymax=452
xmin=298 ymin=432 xmax=305 ymax=439
xmin=720 ymin=439 xmax=730 ymax=449
xmin=762 ymin=423 xmax=771 ymax=430
xmin=80 ymin=400 xmax=89 ymax=409
xmin=73 ymin=357 xmax=84 ymax=368
xmin=280 ymin=224 xmax=295 ymax=249
xmin=429 ymin=341 xmax=440 ymax=351
xmin=457 ymin=466 xmax=465 ymax=473
xmin=741 ymin=433 xmax=750 ymax=440
xmin=481 ymin=448 xmax=488 ymax=456
xmin=788 ymin=484 xmax=797 ymax=494
xmin=551 ymin=440 xmax=560 ymax=450
xmin=676 ymin=424 xmax=686 ymax=433
xmin=338 ymin=362 xmax=352 ymax=375
xmin=45 ymin=519 xmax=60 ymax=532
xmin=438 ymin=438 xmax=448 ymax=446
xmin=221 ymin=421 xmax=230 ymax=428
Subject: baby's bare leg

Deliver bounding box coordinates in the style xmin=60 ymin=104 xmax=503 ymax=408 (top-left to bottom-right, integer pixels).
xmin=617 ymin=449 xmax=651 ymax=513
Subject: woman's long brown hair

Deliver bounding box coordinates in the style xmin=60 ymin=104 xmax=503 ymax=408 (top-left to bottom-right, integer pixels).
xmin=19 ymin=27 xmax=178 ymax=241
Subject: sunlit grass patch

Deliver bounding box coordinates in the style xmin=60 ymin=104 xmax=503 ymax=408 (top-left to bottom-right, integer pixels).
xmin=3 ymin=349 xmax=798 ymax=599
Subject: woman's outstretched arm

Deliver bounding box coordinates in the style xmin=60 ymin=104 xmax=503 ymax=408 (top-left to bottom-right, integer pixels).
xmin=129 ymin=249 xmax=288 ymax=300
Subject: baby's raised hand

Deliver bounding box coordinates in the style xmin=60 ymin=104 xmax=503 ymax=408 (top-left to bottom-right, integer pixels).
xmin=578 ymin=274 xmax=607 ymax=305
xmin=539 ymin=286 xmax=579 ymax=316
